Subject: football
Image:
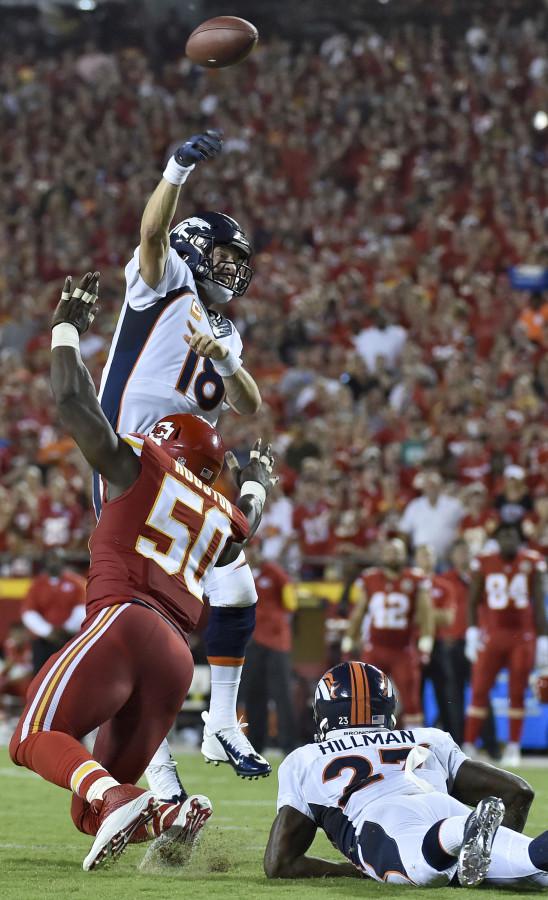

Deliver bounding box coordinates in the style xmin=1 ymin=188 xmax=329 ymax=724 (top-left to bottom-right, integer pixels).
xmin=185 ymin=16 xmax=258 ymax=68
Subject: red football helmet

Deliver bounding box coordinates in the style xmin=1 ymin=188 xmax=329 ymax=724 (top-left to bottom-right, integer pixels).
xmin=533 ymin=670 xmax=548 ymax=704
xmin=148 ymin=414 xmax=225 ymax=485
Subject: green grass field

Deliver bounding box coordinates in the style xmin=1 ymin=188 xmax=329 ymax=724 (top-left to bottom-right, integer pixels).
xmin=1 ymin=747 xmax=547 ymax=900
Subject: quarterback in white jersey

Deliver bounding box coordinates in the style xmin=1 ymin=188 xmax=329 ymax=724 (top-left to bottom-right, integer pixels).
xmin=98 ymin=244 xmax=244 ymax=435
xmin=97 ymin=131 xmax=271 ymax=857
xmin=265 ymin=662 xmax=548 ymax=890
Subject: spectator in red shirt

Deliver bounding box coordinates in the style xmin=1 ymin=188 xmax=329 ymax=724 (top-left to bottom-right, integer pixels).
xmin=239 ymin=543 xmax=297 ymax=756
xmin=21 ymin=553 xmax=86 ymax=673
xmin=459 ymin=482 xmax=498 ymax=556
xmin=292 ymin=465 xmax=335 ymax=579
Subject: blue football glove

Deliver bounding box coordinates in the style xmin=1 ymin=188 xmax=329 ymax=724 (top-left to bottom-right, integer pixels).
xmin=175 ymin=130 xmax=223 ymax=167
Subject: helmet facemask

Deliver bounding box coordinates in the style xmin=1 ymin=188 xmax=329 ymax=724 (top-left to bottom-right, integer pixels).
xmin=170 ymin=214 xmax=253 ymax=303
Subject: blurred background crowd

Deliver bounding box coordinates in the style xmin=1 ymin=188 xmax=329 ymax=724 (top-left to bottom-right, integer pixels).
xmin=0 ymin=0 xmax=547 ymax=749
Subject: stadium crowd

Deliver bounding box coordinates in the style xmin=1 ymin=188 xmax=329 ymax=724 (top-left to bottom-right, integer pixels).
xmin=0 ymin=4 xmax=547 ymax=744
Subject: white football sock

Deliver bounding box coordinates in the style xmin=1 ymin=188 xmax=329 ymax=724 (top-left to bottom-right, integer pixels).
xmin=438 ymin=815 xmax=469 ymax=855
xmin=145 ymin=738 xmax=183 ymax=800
xmin=207 ymin=664 xmax=242 ymax=731
xmin=85 ymin=776 xmax=119 ymax=805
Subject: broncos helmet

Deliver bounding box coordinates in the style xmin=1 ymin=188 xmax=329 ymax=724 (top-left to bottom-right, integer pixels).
xmin=170 ymin=212 xmax=253 ymax=299
xmin=313 ymin=662 xmax=397 ymax=741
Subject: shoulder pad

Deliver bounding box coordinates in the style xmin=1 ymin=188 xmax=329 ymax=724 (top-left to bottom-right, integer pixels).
xmin=207 ymin=309 xmax=233 ymax=340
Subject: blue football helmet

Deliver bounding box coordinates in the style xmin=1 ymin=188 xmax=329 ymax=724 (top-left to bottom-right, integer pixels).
xmin=170 ymin=212 xmax=253 ymax=299
xmin=313 ymin=662 xmax=397 ymax=740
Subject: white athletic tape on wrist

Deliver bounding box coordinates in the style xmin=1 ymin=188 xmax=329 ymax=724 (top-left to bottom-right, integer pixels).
xmin=259 ymin=453 xmax=273 ymax=471
xmin=163 ymin=156 xmax=195 ymax=186
xmin=418 ymin=635 xmax=434 ymax=656
xmin=51 ymin=323 xmax=80 ymax=351
xmin=212 ymin=350 xmax=242 ymax=377
xmin=240 ymin=481 xmax=266 ymax=506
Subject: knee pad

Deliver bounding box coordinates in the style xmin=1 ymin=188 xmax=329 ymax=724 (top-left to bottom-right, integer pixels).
xmin=205 ymin=605 xmax=256 ymax=660
xmin=205 ymin=552 xmax=258 ymax=608
xmin=422 ymin=821 xmax=457 ymax=872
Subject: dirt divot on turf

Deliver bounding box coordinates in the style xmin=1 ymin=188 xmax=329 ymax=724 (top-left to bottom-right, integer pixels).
xmin=138 ymin=826 xmax=233 ymax=877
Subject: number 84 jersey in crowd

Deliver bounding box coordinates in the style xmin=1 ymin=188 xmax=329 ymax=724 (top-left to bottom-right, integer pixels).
xmin=86 ymin=435 xmax=249 ymax=638
xmin=277 ymin=726 xmax=466 ymax=846
xmin=98 ymin=246 xmax=243 ymax=436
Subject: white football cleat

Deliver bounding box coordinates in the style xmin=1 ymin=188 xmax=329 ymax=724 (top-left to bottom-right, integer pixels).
xmin=458 ymin=796 xmax=505 ymax=887
xmin=201 ymin=711 xmax=271 ymax=779
xmin=139 ymin=794 xmax=212 ymax=870
xmin=83 ymin=786 xmax=159 ymax=871
xmin=500 ymin=742 xmax=522 ymax=768
xmin=462 ymin=742 xmax=480 ymax=760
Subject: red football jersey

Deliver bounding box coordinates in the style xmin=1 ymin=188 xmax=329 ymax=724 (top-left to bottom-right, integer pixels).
xmin=360 ymin=566 xmax=429 ymax=649
xmin=471 ymin=548 xmax=546 ymax=632
xmin=87 ymin=436 xmax=249 ymax=636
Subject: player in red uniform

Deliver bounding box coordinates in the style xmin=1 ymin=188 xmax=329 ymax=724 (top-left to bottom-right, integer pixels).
xmin=9 ymin=273 xmax=275 ymax=872
xmin=464 ymin=522 xmax=548 ymax=767
xmin=343 ymin=538 xmax=434 ymax=725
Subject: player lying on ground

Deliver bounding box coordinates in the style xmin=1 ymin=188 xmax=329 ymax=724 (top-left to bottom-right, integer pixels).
xmin=9 ymin=273 xmax=275 ymax=872
xmin=264 ymin=661 xmax=548 ymax=889
xmin=96 ymin=129 xmax=270 ymax=789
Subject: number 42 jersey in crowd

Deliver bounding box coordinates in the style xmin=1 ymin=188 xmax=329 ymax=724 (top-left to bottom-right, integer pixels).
xmin=277 ymin=726 xmax=466 ymax=868
xmin=86 ymin=435 xmax=249 ymax=637
xmin=98 ymin=246 xmax=244 ymax=436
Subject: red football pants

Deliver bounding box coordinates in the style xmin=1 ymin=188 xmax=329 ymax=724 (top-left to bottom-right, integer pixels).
xmin=361 ymin=645 xmax=422 ymax=721
xmin=10 ymin=602 xmax=193 ymax=832
xmin=465 ymin=629 xmax=535 ymax=744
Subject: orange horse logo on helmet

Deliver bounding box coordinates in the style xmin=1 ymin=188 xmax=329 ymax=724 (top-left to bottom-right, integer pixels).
xmin=323 ymin=672 xmax=340 ymax=700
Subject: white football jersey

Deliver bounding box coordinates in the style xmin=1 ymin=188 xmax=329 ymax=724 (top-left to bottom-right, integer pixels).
xmin=277 ymin=726 xmax=466 ymax=849
xmin=98 ymin=246 xmax=243 ymax=436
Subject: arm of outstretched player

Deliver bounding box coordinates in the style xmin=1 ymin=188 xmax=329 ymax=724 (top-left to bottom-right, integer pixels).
xmin=50 ymin=274 xmax=140 ymax=493
xmin=342 ymin=581 xmax=369 ymax=653
xmin=451 ymin=760 xmax=534 ymax=833
xmin=464 ymin=569 xmax=485 ymax=662
xmin=264 ymin=806 xmax=361 ymax=879
xmin=532 ymin=569 xmax=547 ymax=637
xmin=139 ymin=131 xmax=223 ymax=289
xmin=184 ymin=320 xmax=261 ymax=415
xmin=415 ymin=583 xmax=435 ymax=657
xmin=216 ymin=440 xmax=275 ymax=566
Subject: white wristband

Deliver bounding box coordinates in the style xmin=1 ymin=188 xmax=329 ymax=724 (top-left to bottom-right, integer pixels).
xmin=418 ymin=635 xmax=434 ymax=656
xmin=341 ymin=635 xmax=354 ymax=654
xmin=51 ymin=323 xmax=80 ymax=351
xmin=162 ymin=156 xmax=195 ymax=186
xmin=240 ymin=481 xmax=266 ymax=506
xmin=213 ymin=350 xmax=242 ymax=378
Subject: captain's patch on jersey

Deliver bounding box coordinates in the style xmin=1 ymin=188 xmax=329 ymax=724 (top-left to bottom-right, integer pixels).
xmin=191 ymin=299 xmax=203 ymax=321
